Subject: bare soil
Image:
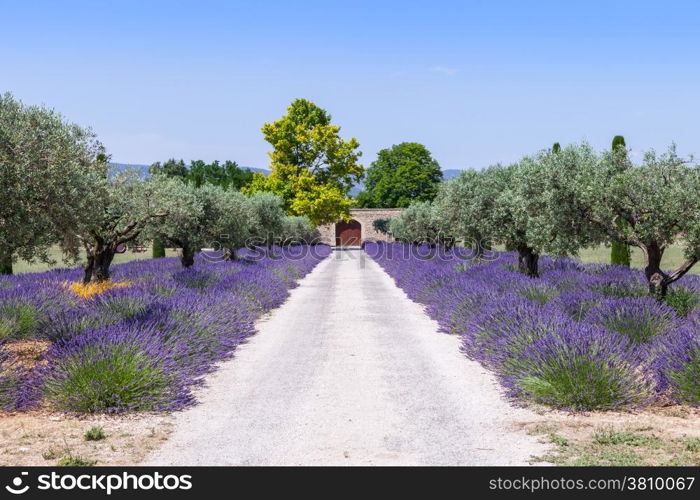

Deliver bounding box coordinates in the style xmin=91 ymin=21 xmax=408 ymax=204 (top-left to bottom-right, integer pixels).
xmin=0 ymin=410 xmax=173 ymax=466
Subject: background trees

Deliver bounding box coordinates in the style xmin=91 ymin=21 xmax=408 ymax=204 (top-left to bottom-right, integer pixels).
xmin=244 ymin=98 xmax=363 ymax=224
xmin=246 ymin=193 xmax=286 ymax=251
xmin=389 ymin=201 xmax=442 ymax=245
xmin=0 ymin=93 xmax=106 ymax=275
xmin=149 ymin=158 xmax=254 ymax=190
xmin=357 ymin=142 xmax=443 ymax=208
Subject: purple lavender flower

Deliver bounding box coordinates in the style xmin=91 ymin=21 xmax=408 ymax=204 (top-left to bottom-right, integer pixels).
xmin=505 ymin=323 xmax=655 ymax=410
xmin=368 ymin=241 xmax=671 ymax=411
xmin=654 ymin=323 xmax=700 ymax=405
xmin=0 ymin=244 xmax=330 ymax=413
xmin=586 ymin=297 xmax=680 ymax=344
xmin=40 ymin=324 xmax=193 ymax=413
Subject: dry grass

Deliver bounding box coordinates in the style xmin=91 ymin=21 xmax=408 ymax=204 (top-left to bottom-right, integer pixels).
xmin=520 ymin=405 xmax=700 ymax=466
xmin=0 ymin=410 xmax=174 ymax=466
xmin=12 ymin=244 xmax=179 ymax=275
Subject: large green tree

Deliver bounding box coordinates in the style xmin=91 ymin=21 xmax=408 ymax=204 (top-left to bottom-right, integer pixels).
xmin=0 ymin=93 xmax=106 ymax=274
xmin=243 ymin=98 xmax=363 ymax=224
xmin=357 ymin=142 xmax=443 ymax=208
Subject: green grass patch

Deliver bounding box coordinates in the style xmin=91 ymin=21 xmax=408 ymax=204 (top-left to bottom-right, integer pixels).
xmin=84 ymin=426 xmax=106 ymax=441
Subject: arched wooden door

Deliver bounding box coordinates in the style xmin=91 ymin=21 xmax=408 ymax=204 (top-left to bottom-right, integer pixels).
xmin=335 ymin=219 xmax=361 ymax=246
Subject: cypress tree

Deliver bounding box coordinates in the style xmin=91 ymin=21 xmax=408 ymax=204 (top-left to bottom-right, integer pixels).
xmin=152 ymin=239 xmax=166 ymax=259
xmin=610 ymin=135 xmax=631 ymax=266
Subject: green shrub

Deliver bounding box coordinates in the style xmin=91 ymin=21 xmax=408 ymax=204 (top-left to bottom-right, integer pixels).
xmin=0 ymin=302 xmax=40 ymax=339
xmin=152 ymin=239 xmax=166 ymax=259
xmin=610 ymin=241 xmax=631 ymax=266
xmin=84 ymin=426 xmax=106 ymax=441
xmin=665 ymin=287 xmax=700 ymax=317
xmin=58 ymin=455 xmax=96 ymax=466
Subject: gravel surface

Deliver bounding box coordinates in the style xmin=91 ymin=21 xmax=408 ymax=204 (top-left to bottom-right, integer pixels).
xmin=145 ymin=249 xmax=548 ymax=465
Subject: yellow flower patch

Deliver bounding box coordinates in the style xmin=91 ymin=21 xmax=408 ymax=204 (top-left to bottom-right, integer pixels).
xmin=66 ymin=280 xmax=132 ymax=298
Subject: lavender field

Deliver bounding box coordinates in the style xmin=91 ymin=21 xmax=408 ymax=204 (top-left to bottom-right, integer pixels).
xmin=0 ymin=246 xmax=330 ymax=413
xmin=365 ymin=242 xmax=700 ymax=411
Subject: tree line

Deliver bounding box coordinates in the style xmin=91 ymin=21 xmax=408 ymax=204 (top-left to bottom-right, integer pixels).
xmin=0 ymin=93 xmax=318 ymax=282
xmin=390 ymin=140 xmax=700 ymax=298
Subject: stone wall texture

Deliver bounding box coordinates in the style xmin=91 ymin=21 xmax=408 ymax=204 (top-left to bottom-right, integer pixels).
xmin=318 ymin=208 xmax=403 ymax=246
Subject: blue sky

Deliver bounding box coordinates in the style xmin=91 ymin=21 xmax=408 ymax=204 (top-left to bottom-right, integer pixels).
xmin=2 ymin=1 xmax=699 ymax=169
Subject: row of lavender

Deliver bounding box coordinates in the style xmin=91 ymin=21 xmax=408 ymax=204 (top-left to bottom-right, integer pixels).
xmin=365 ymin=242 xmax=700 ymax=411
xmin=0 ymin=245 xmax=330 ymax=412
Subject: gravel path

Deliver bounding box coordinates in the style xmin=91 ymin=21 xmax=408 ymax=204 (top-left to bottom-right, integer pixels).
xmin=145 ymin=249 xmax=548 ymax=465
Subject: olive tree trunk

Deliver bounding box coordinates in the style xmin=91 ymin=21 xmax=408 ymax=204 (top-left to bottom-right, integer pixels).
xmin=517 ymin=245 xmax=539 ymax=277
xmin=643 ymin=243 xmax=698 ymax=299
xmin=180 ymin=243 xmax=196 ymax=268
xmin=0 ymin=250 xmax=13 ymax=275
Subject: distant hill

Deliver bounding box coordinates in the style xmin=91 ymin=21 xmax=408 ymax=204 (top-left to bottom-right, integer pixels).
xmin=442 ymin=169 xmax=463 ymax=180
xmin=109 ymin=163 xmax=271 ymax=178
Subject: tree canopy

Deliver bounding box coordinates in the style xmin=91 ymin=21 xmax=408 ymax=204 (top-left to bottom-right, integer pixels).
xmin=149 ymin=159 xmax=254 ymax=190
xmin=357 ymin=142 xmax=443 ymax=208
xmin=243 ymin=98 xmax=363 ymax=225
xmin=0 ymin=93 xmax=107 ymax=274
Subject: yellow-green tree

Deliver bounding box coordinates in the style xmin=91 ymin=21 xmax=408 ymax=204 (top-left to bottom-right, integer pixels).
xmin=244 ymin=98 xmax=363 ymax=224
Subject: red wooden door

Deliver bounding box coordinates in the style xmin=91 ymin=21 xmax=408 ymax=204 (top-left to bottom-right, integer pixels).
xmin=335 ymin=220 xmax=361 ymax=246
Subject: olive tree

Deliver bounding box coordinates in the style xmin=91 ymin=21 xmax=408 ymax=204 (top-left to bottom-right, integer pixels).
xmin=280 ymin=216 xmax=318 ymax=245
xmin=148 ymin=181 xmax=252 ymax=266
xmin=216 ymin=188 xmax=252 ymax=260
xmin=389 ymin=201 xmax=444 ymax=245
xmin=71 ymin=173 xmax=181 ymax=283
xmin=146 ymin=178 xmax=205 ymax=267
xmin=580 ymin=145 xmax=700 ymax=296
xmin=433 ymin=169 xmax=494 ymax=257
xmin=474 ymin=163 xmax=545 ymax=276
xmin=0 ymin=93 xmax=105 ymax=274
xmin=246 ymin=192 xmax=285 ymax=251
xmin=516 ymin=144 xmax=605 ymax=272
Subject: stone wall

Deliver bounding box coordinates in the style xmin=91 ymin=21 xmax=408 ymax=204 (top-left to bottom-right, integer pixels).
xmin=318 ymin=208 xmax=403 ymax=246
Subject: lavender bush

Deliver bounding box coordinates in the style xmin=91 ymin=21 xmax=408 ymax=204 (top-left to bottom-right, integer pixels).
xmin=654 ymin=324 xmax=700 ymax=405
xmin=1 ymin=245 xmax=330 ymax=413
xmin=366 ymin=241 xmax=698 ymax=410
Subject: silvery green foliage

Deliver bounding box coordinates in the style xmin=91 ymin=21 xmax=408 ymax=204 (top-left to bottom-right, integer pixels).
xmin=580 ymin=144 xmax=700 ymax=289
xmin=74 ymin=173 xmax=183 ymax=249
xmin=280 ymin=216 xmax=318 ymax=244
xmin=146 ymin=180 xmax=252 ymax=258
xmin=477 ymin=164 xmax=531 ymax=250
xmin=217 ymin=188 xmax=253 ymax=253
xmin=246 ymin=192 xmax=285 ymax=246
xmin=432 ymin=169 xmax=486 ymax=245
xmin=0 ymin=93 xmax=106 ymax=268
xmin=518 ymin=143 xmax=605 ymax=256
xmin=71 ymin=172 xmax=191 ymax=281
xmin=144 ymin=177 xmax=205 ymax=263
xmin=389 ymin=201 xmax=442 ymax=244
